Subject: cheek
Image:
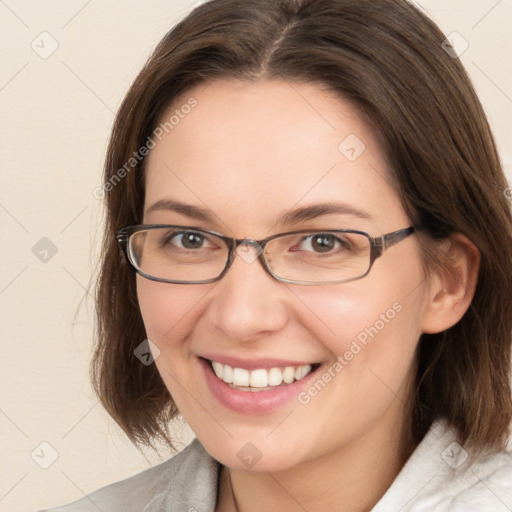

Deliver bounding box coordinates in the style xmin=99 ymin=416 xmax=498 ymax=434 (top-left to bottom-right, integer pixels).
xmin=136 ymin=277 xmax=206 ymax=350
xmin=135 ymin=278 xmax=207 ymax=414
xmin=289 ymin=283 xmax=409 ymax=350
xmin=291 ymin=276 xmax=425 ymax=388
xmin=290 ymin=289 xmax=421 ymax=437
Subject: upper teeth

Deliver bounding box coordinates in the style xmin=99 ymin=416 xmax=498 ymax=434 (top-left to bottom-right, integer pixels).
xmin=211 ymin=360 xmax=313 ymax=388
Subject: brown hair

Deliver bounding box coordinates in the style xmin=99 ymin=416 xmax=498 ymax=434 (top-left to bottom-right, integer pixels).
xmin=91 ymin=0 xmax=512 ymax=454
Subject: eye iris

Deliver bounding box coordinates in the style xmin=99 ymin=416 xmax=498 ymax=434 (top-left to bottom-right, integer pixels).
xmin=182 ymin=232 xmax=203 ymax=249
xmin=312 ymin=234 xmax=335 ymax=252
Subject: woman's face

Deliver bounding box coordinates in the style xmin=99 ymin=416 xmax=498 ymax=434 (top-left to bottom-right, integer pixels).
xmin=137 ymin=79 xmax=431 ymax=471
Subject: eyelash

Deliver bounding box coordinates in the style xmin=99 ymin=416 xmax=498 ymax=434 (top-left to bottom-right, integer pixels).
xmin=163 ymin=230 xmax=351 ymax=254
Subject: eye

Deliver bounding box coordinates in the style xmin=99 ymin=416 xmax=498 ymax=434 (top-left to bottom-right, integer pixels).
xmin=163 ymin=230 xmax=213 ymax=250
xmin=296 ymin=233 xmax=351 ymax=253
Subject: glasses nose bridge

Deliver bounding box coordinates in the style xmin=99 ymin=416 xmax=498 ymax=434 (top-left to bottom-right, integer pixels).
xmin=232 ymin=236 xmax=267 ymax=250
xmin=222 ymin=235 xmax=273 ymax=277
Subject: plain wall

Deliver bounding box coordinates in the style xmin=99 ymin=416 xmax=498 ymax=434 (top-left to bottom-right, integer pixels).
xmin=0 ymin=1 xmax=511 ymax=510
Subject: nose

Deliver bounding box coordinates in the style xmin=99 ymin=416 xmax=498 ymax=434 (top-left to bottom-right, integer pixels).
xmin=204 ymin=244 xmax=289 ymax=342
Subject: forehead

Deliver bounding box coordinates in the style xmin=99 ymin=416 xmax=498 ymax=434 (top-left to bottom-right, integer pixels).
xmin=142 ymin=79 xmax=406 ymax=234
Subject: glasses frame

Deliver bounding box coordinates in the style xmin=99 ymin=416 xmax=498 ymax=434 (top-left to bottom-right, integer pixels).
xmin=116 ymin=224 xmax=415 ymax=286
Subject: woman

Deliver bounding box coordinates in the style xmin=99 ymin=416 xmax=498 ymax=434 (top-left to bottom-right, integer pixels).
xmin=40 ymin=0 xmax=512 ymax=510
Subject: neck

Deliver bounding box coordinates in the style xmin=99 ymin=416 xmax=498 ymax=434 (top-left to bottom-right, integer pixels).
xmin=217 ymin=408 xmax=416 ymax=512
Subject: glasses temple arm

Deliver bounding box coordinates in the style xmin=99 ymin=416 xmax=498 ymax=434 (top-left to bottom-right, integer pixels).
xmin=380 ymin=226 xmax=415 ymax=251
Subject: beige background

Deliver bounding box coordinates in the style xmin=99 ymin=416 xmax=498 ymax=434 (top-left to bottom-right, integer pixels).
xmin=0 ymin=1 xmax=511 ymax=511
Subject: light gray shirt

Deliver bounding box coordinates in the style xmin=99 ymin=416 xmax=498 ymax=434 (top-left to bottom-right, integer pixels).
xmin=37 ymin=418 xmax=512 ymax=511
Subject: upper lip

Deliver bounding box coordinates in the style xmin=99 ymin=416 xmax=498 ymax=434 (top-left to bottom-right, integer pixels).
xmin=199 ymin=354 xmax=321 ymax=370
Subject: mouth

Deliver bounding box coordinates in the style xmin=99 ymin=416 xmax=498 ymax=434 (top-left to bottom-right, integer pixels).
xmin=202 ymin=357 xmax=322 ymax=392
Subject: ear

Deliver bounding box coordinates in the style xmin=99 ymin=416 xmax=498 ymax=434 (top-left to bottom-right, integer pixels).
xmin=421 ymin=233 xmax=481 ymax=334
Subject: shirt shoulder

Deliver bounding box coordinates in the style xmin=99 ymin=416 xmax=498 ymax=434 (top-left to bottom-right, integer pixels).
xmin=372 ymin=419 xmax=512 ymax=512
xmin=36 ymin=438 xmax=220 ymax=512
xmin=443 ymin=448 xmax=512 ymax=511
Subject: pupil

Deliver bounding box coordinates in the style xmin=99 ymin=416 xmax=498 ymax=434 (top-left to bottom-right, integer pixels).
xmin=182 ymin=232 xmax=203 ymax=249
xmin=313 ymin=234 xmax=334 ymax=252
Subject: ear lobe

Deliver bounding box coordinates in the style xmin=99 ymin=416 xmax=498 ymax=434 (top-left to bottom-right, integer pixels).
xmin=421 ymin=233 xmax=481 ymax=334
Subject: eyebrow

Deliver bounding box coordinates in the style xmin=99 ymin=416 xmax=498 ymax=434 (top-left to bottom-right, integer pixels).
xmin=280 ymin=202 xmax=372 ymax=224
xmin=146 ymin=198 xmax=214 ymax=222
xmin=145 ymin=198 xmax=373 ymax=226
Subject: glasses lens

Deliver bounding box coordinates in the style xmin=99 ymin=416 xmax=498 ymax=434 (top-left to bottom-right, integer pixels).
xmin=265 ymin=231 xmax=371 ymax=283
xmin=129 ymin=227 xmax=229 ymax=282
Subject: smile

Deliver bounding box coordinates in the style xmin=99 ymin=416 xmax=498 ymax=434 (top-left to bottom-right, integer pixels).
xmin=208 ymin=359 xmax=319 ymax=391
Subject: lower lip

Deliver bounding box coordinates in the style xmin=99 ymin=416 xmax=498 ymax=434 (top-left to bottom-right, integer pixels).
xmin=198 ymin=357 xmax=321 ymax=414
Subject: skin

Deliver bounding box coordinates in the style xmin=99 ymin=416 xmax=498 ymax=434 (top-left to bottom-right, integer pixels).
xmin=136 ymin=79 xmax=480 ymax=512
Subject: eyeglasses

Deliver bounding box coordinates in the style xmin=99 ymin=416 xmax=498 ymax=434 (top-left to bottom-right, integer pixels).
xmin=116 ymin=224 xmax=415 ymax=286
